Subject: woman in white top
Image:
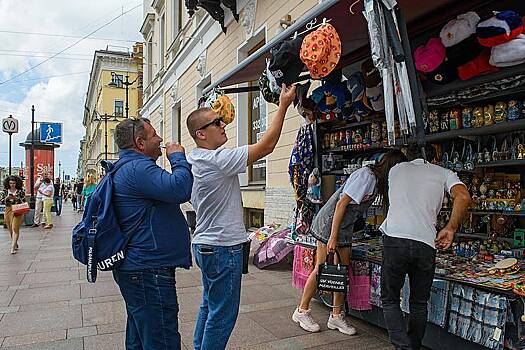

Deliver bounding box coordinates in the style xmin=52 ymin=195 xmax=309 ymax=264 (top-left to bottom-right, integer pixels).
xmin=39 ymin=177 xmax=54 ymax=229
xmin=292 ymin=150 xmax=407 ymax=335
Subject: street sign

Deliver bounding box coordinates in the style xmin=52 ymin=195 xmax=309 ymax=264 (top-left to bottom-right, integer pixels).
xmin=2 ymin=116 xmax=18 ymax=134
xmin=40 ymin=122 xmax=63 ymax=143
xmin=65 ymin=175 xmax=70 ymax=181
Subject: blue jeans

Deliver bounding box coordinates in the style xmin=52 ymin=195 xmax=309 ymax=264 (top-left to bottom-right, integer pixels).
xmin=53 ymin=196 xmax=62 ymax=215
xmin=193 ymin=244 xmax=243 ymax=350
xmin=113 ymin=268 xmax=181 ymax=350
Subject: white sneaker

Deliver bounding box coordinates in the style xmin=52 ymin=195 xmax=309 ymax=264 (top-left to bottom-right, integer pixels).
xmin=327 ymin=312 xmax=357 ymax=335
xmin=292 ymin=307 xmax=321 ymax=332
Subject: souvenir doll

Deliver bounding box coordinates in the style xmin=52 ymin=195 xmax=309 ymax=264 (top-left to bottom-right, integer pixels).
xmin=508 ymin=100 xmax=522 ymax=121
xmin=363 ymin=127 xmax=371 ymax=145
xmin=345 ymin=129 xmax=352 ymax=151
xmin=429 ymin=110 xmax=440 ymax=133
xmin=440 ymin=110 xmax=450 ymax=132
xmin=306 ymin=168 xmax=322 ymax=204
xmin=371 ymin=122 xmax=381 ymax=143
xmin=494 ymin=102 xmax=507 ymax=123
xmin=462 ymin=106 xmax=472 ymax=128
xmin=330 ymin=133 xmax=336 ymax=149
xmin=381 ymin=121 xmax=388 ymax=145
xmin=449 ymin=108 xmax=462 ymax=130
xmin=323 ymin=133 xmax=330 ymax=150
xmin=472 ymin=106 xmax=484 ymax=127
xmin=484 ymin=104 xmax=495 ymax=126
xmin=352 ymin=129 xmax=364 ymax=148
xmin=340 ymin=131 xmax=346 ymax=150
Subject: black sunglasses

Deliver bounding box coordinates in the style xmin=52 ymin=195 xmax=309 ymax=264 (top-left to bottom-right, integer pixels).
xmin=197 ymin=117 xmax=224 ymax=132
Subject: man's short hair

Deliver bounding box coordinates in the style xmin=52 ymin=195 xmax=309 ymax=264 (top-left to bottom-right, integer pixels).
xmin=187 ymin=108 xmax=213 ymax=139
xmin=405 ymin=143 xmax=436 ymax=162
xmin=115 ymin=118 xmax=151 ymax=149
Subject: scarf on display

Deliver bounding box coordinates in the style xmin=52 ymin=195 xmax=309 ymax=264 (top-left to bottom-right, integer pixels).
xmin=288 ymin=123 xmax=315 ymax=200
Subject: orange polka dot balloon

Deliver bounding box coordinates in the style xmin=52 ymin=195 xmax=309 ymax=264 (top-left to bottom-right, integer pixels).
xmin=300 ymin=23 xmax=341 ymax=80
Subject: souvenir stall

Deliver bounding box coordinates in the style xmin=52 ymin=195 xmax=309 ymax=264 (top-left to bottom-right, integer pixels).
xmin=192 ymin=0 xmax=525 ymax=348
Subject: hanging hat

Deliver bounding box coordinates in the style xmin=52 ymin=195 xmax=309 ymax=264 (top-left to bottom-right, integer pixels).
xmin=310 ymin=81 xmax=347 ymax=113
xmin=477 ymin=10 xmax=523 ymax=47
xmin=211 ymin=95 xmax=235 ymax=124
xmin=258 ymin=69 xmax=280 ymax=105
xmin=269 ymin=36 xmax=304 ymax=86
xmin=300 ymin=23 xmax=341 ymax=80
xmin=346 ymin=71 xmax=366 ymax=102
xmin=266 ymin=66 xmax=281 ymax=94
xmin=361 ymin=58 xmax=381 ymax=87
xmin=414 ymin=38 xmax=446 ymax=73
xmin=490 ymin=34 xmax=525 ymax=67
xmin=445 ymin=34 xmax=484 ymax=67
xmin=365 ymin=84 xmax=384 ymax=112
xmin=458 ymin=49 xmax=499 ymax=80
xmin=439 ymin=11 xmax=480 ymax=47
xmin=427 ymin=61 xmax=458 ymax=85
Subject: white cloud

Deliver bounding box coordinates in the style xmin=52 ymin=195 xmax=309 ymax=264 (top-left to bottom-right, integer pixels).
xmin=0 ymin=0 xmax=143 ymax=177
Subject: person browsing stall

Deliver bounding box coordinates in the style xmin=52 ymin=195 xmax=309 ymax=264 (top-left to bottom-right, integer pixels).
xmin=292 ymin=150 xmax=407 ymax=335
xmin=186 ymin=83 xmax=296 ymax=350
xmin=380 ymin=144 xmax=470 ymax=350
xmin=111 ymin=118 xmax=193 ymax=350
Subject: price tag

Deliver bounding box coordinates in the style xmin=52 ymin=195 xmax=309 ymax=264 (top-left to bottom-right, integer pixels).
xmin=493 ymin=327 xmax=502 ymax=341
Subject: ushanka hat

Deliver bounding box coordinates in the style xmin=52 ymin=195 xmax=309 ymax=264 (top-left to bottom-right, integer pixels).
xmin=490 ymin=34 xmax=525 ymax=67
xmin=477 ymin=10 xmax=523 ymax=47
xmin=440 ymin=11 xmax=480 ymax=47
xmin=300 ymin=23 xmax=341 ymax=80
xmin=269 ymin=36 xmax=304 ymax=85
xmin=445 ymin=34 xmax=484 ymax=67
xmin=211 ymin=94 xmax=235 ymax=124
xmin=258 ymin=68 xmax=280 ymax=105
xmin=428 ymin=60 xmax=458 ymax=85
xmin=414 ymin=38 xmax=446 ymax=73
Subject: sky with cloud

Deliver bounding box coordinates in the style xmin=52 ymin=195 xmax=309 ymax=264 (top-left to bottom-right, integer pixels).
xmin=0 ymin=0 xmax=143 ymax=179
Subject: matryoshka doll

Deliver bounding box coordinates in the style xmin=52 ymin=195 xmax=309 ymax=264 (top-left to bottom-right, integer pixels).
xmin=484 ymin=104 xmax=495 ymax=126
xmin=494 ymin=102 xmax=507 ymax=124
xmin=508 ymin=100 xmax=522 ymax=121
xmin=472 ymin=106 xmax=484 ymax=127
xmin=345 ymin=129 xmax=352 ymax=151
xmin=381 ymin=121 xmax=388 ymax=145
xmin=428 ymin=110 xmax=440 ymax=133
xmin=462 ymin=106 xmax=472 ymax=128
xmin=371 ymin=122 xmax=381 ymax=143
xmin=440 ymin=110 xmax=450 ymax=132
xmin=449 ymin=108 xmax=462 ymax=130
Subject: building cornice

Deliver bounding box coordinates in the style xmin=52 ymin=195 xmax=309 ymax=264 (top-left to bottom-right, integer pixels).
xmin=151 ymin=0 xmax=165 ymax=12
xmin=140 ymin=13 xmax=155 ymax=37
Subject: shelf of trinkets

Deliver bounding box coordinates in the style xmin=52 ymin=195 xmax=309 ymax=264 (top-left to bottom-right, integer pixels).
xmin=466 ymin=175 xmax=522 ymax=212
xmin=425 ymin=111 xmax=525 ymax=143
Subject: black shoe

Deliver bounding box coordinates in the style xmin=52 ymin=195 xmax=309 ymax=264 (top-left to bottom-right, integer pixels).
xmin=31 ymin=224 xmax=39 ymax=228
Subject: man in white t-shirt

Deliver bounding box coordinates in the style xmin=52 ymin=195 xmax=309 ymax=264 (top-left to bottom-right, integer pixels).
xmin=380 ymin=144 xmax=470 ymax=350
xmin=186 ymin=84 xmax=296 ymax=350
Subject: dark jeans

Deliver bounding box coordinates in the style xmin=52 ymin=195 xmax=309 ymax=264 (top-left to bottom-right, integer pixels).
xmin=113 ymin=268 xmax=181 ymax=350
xmin=381 ymin=235 xmax=436 ymax=350
xmin=53 ymin=196 xmax=62 ymax=215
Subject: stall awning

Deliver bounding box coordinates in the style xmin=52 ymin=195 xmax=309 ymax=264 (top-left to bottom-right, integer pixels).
xmin=204 ymin=0 xmax=488 ymax=95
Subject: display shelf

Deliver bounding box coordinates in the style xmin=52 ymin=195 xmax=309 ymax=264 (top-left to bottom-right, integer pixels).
xmin=423 ymin=63 xmax=525 ymax=98
xmin=426 ymin=85 xmax=525 ymax=109
xmin=425 ymin=119 xmax=525 ymax=143
xmin=456 ymin=233 xmax=514 ymax=243
xmin=321 ymin=144 xmax=386 ymax=154
xmin=317 ymin=114 xmax=385 ymax=131
xmin=441 ymin=208 xmax=525 ymax=216
xmin=475 ymin=159 xmax=525 ymax=168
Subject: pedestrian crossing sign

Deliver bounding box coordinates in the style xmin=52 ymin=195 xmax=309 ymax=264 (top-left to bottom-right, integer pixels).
xmin=40 ymin=122 xmax=63 ymax=144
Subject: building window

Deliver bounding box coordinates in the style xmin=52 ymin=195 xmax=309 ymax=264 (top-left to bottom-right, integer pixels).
xmin=112 ymin=74 xmax=123 ymax=88
xmin=159 ymin=120 xmax=164 ymax=140
xmin=114 ymin=101 xmax=124 ymax=117
xmin=247 ymin=41 xmax=266 ymax=184
xmin=173 ymin=0 xmax=183 ymax=36
xmin=147 ymin=38 xmax=153 ymax=85
xmin=160 ymin=14 xmax=165 ymax=69
xmin=245 ymin=208 xmax=264 ymax=229
xmin=172 ymin=102 xmax=181 ymax=143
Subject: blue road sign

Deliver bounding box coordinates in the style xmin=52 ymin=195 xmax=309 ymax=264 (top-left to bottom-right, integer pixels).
xmin=40 ymin=122 xmax=63 ymax=143
xmin=65 ymin=175 xmax=70 ymax=181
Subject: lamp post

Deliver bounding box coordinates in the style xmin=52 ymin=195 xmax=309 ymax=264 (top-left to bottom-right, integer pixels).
xmin=108 ymin=72 xmax=138 ymax=119
xmin=58 ymin=161 xmax=61 ymax=181
xmin=93 ymin=113 xmax=118 ymax=162
xmin=30 ymin=105 xmax=35 ymax=208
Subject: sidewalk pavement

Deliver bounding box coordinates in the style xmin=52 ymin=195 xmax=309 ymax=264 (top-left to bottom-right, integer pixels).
xmin=0 ymin=203 xmax=393 ymax=349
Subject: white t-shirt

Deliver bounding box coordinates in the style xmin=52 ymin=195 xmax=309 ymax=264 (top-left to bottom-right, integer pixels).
xmin=187 ymin=145 xmax=249 ymax=246
xmin=38 ymin=183 xmax=54 ymax=200
xmin=379 ymin=159 xmax=465 ymax=249
xmin=341 ymin=167 xmax=377 ymax=204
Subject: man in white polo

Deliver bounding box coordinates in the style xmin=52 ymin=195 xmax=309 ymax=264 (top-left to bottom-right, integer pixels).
xmin=380 ymin=144 xmax=470 ymax=350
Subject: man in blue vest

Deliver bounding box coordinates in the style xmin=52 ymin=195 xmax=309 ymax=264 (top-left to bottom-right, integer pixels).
xmin=112 ymin=118 xmax=193 ymax=350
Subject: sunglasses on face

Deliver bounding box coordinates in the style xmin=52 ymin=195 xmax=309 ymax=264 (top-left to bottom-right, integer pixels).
xmin=197 ymin=117 xmax=224 ymax=132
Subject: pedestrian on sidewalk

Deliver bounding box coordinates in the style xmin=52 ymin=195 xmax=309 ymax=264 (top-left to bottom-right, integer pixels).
xmin=1 ymin=176 xmax=26 ymax=254
xmin=31 ymin=175 xmax=44 ymax=227
xmin=80 ymin=174 xmax=97 ymax=210
xmin=292 ymin=150 xmax=407 ymax=336
xmin=112 ymin=118 xmax=192 ymax=350
xmin=71 ymin=191 xmax=77 ymax=211
xmin=74 ymin=178 xmax=84 ymax=212
xmin=186 ymin=83 xmax=296 ymax=350
xmin=380 ymin=144 xmax=470 ymax=350
xmin=53 ymin=177 xmax=62 ymax=216
xmin=40 ymin=177 xmax=54 ymax=229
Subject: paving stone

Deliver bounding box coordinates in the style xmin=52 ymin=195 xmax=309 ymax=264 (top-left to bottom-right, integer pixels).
xmin=0 ymin=306 xmax=19 ymax=314
xmin=0 ymin=291 xmax=15 ymax=307
xmin=7 ymin=285 xmax=29 ymax=291
xmin=29 ymin=259 xmax=79 ymax=272
xmin=1 ymin=330 xmax=66 ymax=347
xmin=21 ymin=270 xmax=79 ymax=285
xmin=0 ymin=338 xmax=83 ymax=350
xmin=83 ymin=332 xmax=125 ymax=350
xmin=0 ymin=275 xmax=24 ymax=288
xmin=244 ymin=306 xmax=311 ymax=339
xmin=93 ymin=294 xmax=122 ymax=303
xmin=239 ymin=297 xmax=298 ymax=314
xmin=80 ymin=280 xmax=120 ymax=298
xmin=67 ymin=325 xmax=97 ymax=338
xmin=69 ymin=298 xmax=93 ymax=306
xmin=240 ymin=283 xmax=295 ymax=306
xmin=0 ymin=306 xmax=82 ymax=337
xmin=10 ymin=284 xmax=80 ymax=306
xmin=82 ymin=301 xmax=126 ymax=326
xmin=18 ymin=301 xmax=69 ymax=312
xmin=96 ymin=323 xmax=126 ymax=335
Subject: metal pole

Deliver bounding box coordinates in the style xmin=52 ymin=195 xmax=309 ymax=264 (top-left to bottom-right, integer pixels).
xmin=104 ymin=113 xmax=108 ymax=161
xmin=58 ymin=161 xmax=61 ymax=181
xmin=8 ymin=132 xmax=12 ymax=176
xmin=125 ymin=74 xmax=129 ymax=119
xmin=30 ymin=105 xmax=35 ymax=208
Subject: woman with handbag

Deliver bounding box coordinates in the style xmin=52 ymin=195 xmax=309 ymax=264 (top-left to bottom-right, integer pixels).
xmin=292 ymin=150 xmax=407 ymax=335
xmin=1 ymin=176 xmax=27 ymax=254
